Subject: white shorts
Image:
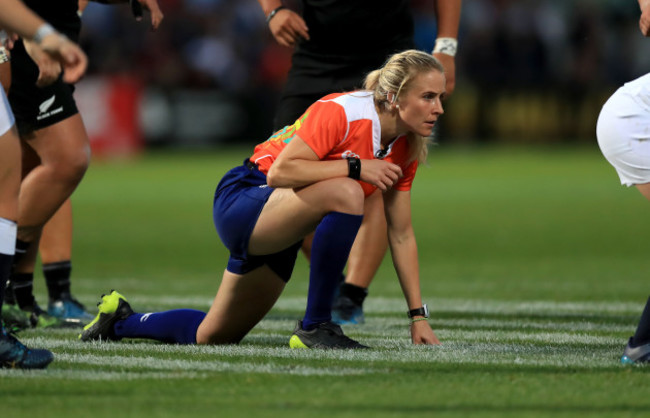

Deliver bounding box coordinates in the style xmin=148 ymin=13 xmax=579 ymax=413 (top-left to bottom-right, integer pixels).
xmin=0 ymin=87 xmax=15 ymax=136
xmin=596 ymin=88 xmax=650 ymax=187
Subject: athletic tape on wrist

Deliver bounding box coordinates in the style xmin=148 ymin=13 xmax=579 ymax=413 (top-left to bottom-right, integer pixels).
xmin=33 ymin=23 xmax=57 ymax=45
xmin=433 ymin=37 xmax=458 ymax=57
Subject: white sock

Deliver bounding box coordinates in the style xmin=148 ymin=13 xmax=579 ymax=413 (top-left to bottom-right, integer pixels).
xmin=0 ymin=217 xmax=17 ymax=256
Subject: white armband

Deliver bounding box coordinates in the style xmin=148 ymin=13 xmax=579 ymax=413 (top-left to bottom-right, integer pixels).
xmin=433 ymin=37 xmax=458 ymax=57
xmin=33 ymin=23 xmax=57 ymax=45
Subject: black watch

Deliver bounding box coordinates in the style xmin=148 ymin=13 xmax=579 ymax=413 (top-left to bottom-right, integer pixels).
xmin=407 ymin=304 xmax=429 ymax=318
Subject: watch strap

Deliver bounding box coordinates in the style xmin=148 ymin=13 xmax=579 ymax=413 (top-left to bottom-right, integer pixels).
xmin=407 ymin=304 xmax=428 ymax=318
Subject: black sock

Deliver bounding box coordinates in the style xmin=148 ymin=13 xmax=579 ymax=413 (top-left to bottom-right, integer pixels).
xmin=339 ymin=283 xmax=368 ymax=306
xmin=632 ymin=296 xmax=650 ymax=347
xmin=43 ymin=260 xmax=72 ymax=301
xmin=10 ymin=272 xmax=35 ymax=309
xmin=12 ymin=239 xmax=31 ymax=268
xmin=0 ymin=253 xmax=11 ymax=312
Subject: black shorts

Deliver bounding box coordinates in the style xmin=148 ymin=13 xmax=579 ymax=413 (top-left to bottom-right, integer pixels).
xmin=8 ymin=40 xmax=78 ymax=136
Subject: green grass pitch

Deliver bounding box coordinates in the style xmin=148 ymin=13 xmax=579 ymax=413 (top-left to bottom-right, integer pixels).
xmin=2 ymin=144 xmax=649 ymax=417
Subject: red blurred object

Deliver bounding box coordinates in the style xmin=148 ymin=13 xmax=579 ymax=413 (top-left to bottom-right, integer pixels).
xmin=75 ymin=75 xmax=143 ymax=159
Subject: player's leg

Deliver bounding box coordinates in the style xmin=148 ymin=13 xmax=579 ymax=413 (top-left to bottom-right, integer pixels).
xmin=333 ymin=189 xmax=388 ymax=324
xmin=39 ymin=198 xmax=72 ymax=264
xmin=621 ymin=185 xmax=650 ymax=363
xmin=79 ymin=265 xmax=284 ymax=345
xmin=16 ymin=113 xmax=89 ymax=242
xmin=0 ymin=120 xmax=53 ymax=368
xmin=251 ymin=178 xmax=366 ymax=347
xmin=39 ymin=198 xmax=92 ymax=321
xmin=635 ymin=183 xmax=650 ymax=200
xmin=8 ymin=114 xmax=90 ymax=325
xmin=196 ymin=265 xmax=286 ymax=344
xmin=597 ymin=85 xmax=650 ymax=363
xmin=272 ymin=90 xmax=326 ymax=262
xmin=79 ymin=288 xmax=206 ymax=344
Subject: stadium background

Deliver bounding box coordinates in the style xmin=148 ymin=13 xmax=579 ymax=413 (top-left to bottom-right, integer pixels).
xmin=75 ymin=0 xmax=650 ymax=156
xmin=4 ymin=2 xmax=650 ymax=409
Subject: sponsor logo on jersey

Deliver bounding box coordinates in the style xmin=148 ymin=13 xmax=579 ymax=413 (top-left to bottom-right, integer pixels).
xmin=140 ymin=313 xmax=153 ymax=322
xmin=37 ymin=95 xmax=64 ymax=121
xmin=267 ymin=111 xmax=310 ymax=144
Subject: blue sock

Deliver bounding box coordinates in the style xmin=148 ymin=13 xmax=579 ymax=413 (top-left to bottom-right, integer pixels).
xmin=302 ymin=211 xmax=363 ymax=330
xmin=114 ymin=309 xmax=206 ymax=344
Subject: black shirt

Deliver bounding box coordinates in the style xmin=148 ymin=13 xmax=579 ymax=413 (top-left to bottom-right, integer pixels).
xmin=24 ymin=0 xmax=81 ymax=41
xmin=299 ymin=0 xmax=414 ymax=56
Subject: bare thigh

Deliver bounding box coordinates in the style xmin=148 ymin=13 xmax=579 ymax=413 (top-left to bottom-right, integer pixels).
xmin=22 ymin=113 xmax=90 ymax=181
xmin=18 ymin=114 xmax=90 ymax=239
xmin=0 ymin=125 xmax=21 ymax=219
xmin=249 ymin=177 xmax=364 ymax=255
xmin=196 ymin=265 xmax=285 ymax=344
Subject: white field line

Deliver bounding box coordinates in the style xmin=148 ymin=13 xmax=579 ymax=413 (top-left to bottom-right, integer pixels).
xmin=3 ymin=296 xmax=635 ymax=381
xmin=19 ymin=332 xmax=626 ymax=372
xmin=0 ymin=369 xmax=212 ymax=381
xmin=88 ymin=295 xmax=643 ymax=316
xmin=54 ymin=352 xmax=370 ymax=376
xmin=251 ymin=317 xmax=633 ymax=335
xmin=27 ymin=316 xmax=628 ymax=347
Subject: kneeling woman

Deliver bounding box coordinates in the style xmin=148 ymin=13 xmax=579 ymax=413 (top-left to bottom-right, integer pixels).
xmin=81 ymin=49 xmax=444 ymax=349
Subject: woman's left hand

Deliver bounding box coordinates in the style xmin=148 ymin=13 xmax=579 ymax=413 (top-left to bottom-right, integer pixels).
xmin=410 ymin=320 xmax=441 ymax=345
xmin=136 ymin=0 xmax=164 ymax=31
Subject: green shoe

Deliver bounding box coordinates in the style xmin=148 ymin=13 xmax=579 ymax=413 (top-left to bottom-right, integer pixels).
xmin=79 ymin=290 xmax=134 ymax=342
xmin=1 ymin=303 xmax=31 ymax=331
xmin=24 ymin=303 xmax=81 ymax=329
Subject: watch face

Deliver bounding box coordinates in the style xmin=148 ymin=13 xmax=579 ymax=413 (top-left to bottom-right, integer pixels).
xmin=423 ymin=304 xmax=429 ymax=318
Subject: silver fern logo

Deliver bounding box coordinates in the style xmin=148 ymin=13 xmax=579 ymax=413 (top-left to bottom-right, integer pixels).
xmin=37 ymin=95 xmax=63 ymax=121
xmin=39 ymin=95 xmax=56 ymax=113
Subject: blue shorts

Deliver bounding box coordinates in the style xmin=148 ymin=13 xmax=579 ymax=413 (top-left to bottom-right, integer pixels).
xmin=212 ymin=160 xmax=301 ymax=282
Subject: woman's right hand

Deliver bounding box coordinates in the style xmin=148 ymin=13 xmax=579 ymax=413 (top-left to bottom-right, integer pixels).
xmin=268 ymin=9 xmax=309 ymax=48
xmin=360 ymin=159 xmax=403 ymax=191
xmin=410 ymin=320 xmax=441 ymax=345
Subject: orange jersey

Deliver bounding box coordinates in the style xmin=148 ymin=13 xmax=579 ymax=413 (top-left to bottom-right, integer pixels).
xmin=250 ymin=91 xmax=418 ymax=196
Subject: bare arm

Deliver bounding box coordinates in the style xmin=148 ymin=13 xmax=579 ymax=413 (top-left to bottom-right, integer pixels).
xmin=266 ymin=135 xmax=347 ymax=188
xmin=0 ymin=0 xmax=55 ymax=39
xmin=432 ymin=0 xmax=462 ymax=97
xmin=267 ymin=135 xmax=403 ymax=190
xmin=383 ymin=188 xmax=440 ymax=345
xmin=257 ymin=0 xmax=309 ymax=48
xmin=0 ymin=0 xmax=87 ymax=84
xmin=640 ymin=0 xmax=650 ymax=36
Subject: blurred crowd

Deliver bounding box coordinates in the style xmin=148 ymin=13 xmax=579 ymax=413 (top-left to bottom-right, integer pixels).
xmin=78 ymin=0 xmax=650 ymax=143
